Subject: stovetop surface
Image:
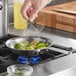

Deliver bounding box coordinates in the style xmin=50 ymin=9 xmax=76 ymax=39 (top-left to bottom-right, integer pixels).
xmin=0 ymin=35 xmax=73 ymax=73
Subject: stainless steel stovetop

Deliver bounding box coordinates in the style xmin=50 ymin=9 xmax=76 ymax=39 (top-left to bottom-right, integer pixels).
xmin=0 ymin=34 xmax=74 ymax=76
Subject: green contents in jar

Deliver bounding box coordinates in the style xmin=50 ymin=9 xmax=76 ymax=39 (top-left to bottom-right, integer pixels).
xmin=7 ymin=70 xmax=30 ymax=76
xmin=12 ymin=70 xmax=28 ymax=76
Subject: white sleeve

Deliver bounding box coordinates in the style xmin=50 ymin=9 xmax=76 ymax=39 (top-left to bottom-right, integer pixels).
xmin=48 ymin=0 xmax=52 ymax=4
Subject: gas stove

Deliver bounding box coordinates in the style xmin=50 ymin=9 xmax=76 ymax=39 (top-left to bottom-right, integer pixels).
xmin=0 ymin=34 xmax=73 ymax=73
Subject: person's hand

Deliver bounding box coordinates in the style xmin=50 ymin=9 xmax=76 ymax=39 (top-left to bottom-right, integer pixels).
xmin=21 ymin=0 xmax=52 ymax=22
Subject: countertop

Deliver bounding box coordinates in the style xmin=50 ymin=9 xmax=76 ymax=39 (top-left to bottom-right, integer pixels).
xmin=34 ymin=1 xmax=76 ymax=33
xmin=49 ymin=66 xmax=76 ymax=76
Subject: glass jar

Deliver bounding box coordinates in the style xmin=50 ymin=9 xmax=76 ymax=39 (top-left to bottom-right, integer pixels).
xmin=6 ymin=64 xmax=33 ymax=76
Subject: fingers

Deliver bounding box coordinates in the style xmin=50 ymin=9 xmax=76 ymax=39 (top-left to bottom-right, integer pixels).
xmin=28 ymin=7 xmax=39 ymax=22
xmin=21 ymin=0 xmax=39 ymax=22
xmin=21 ymin=2 xmax=31 ymax=20
xmin=21 ymin=9 xmax=29 ymax=20
xmin=30 ymin=13 xmax=38 ymax=22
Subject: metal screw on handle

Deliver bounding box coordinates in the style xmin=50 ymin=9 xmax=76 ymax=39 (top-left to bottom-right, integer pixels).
xmin=0 ymin=5 xmax=3 ymax=10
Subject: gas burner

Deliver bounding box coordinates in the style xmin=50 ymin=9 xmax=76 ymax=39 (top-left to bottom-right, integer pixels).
xmin=0 ymin=34 xmax=73 ymax=73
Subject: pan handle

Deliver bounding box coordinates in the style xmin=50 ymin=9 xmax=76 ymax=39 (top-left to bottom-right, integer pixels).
xmin=48 ymin=47 xmax=70 ymax=55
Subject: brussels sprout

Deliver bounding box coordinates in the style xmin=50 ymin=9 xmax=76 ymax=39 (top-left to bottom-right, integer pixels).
xmin=14 ymin=43 xmax=25 ymax=50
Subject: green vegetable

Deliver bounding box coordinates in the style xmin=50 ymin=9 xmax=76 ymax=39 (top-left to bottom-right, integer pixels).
xmin=14 ymin=43 xmax=25 ymax=50
xmin=35 ymin=42 xmax=48 ymax=49
xmin=14 ymin=70 xmax=25 ymax=76
xmin=14 ymin=41 xmax=49 ymax=50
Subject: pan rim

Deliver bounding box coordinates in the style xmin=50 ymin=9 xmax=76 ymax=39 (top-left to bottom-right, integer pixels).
xmin=5 ymin=36 xmax=53 ymax=52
